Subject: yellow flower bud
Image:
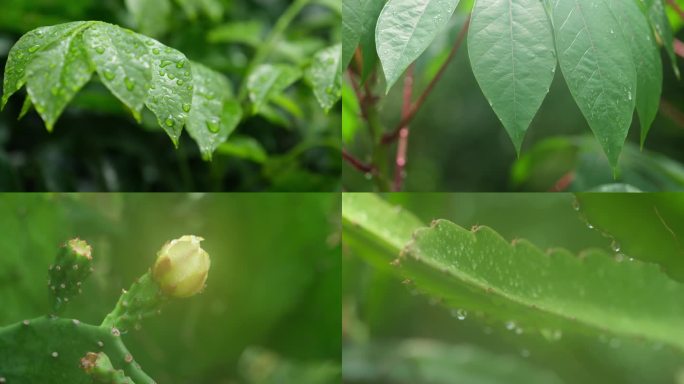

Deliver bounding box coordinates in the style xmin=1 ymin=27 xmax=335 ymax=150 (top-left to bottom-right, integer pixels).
xmin=152 ymin=235 xmax=210 ymax=298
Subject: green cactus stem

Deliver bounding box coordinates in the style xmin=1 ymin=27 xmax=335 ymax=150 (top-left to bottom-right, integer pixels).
xmin=0 ymin=316 xmax=154 ymax=384
xmin=101 ymin=272 xmax=166 ymax=333
xmin=81 ymin=352 xmax=135 ymax=384
xmin=48 ymin=238 xmax=94 ymax=314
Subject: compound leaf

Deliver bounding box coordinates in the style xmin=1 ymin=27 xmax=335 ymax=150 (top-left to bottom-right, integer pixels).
xmin=376 ymin=0 xmax=460 ymax=92
xmin=548 ymin=0 xmax=637 ymax=168
xmin=468 ymin=0 xmax=556 ymax=154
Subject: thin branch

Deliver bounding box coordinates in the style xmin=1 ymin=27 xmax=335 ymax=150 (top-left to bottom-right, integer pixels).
xmin=343 ymin=149 xmax=375 ymax=174
xmin=382 ymin=16 xmax=471 ymax=144
xmin=667 ymin=0 xmax=684 ymax=20
xmin=393 ymin=64 xmax=414 ymax=191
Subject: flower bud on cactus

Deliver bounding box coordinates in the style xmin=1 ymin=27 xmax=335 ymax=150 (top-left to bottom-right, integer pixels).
xmin=49 ymin=238 xmax=94 ymax=313
xmin=152 ymin=235 xmax=210 ymax=298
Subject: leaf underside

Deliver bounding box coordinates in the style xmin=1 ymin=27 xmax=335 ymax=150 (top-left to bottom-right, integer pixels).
xmin=468 ymin=0 xmax=556 ymax=154
xmin=1 ymin=21 xmax=241 ymax=158
xmin=342 ymin=193 xmax=684 ymax=352
xmin=306 ymin=44 xmax=342 ymax=113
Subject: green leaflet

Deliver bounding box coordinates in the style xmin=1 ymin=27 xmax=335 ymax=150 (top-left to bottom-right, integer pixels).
xmin=185 ymin=61 xmax=241 ymax=160
xmin=246 ymin=64 xmax=302 ymax=114
xmin=25 ymin=31 xmax=94 ymax=131
xmin=2 ymin=21 xmax=242 ymax=159
xmin=640 ymin=0 xmax=680 ymax=79
xmin=136 ymin=34 xmax=193 ymax=146
xmin=216 ymin=136 xmax=268 ymax=163
xmin=605 ymin=0 xmax=662 ymax=148
xmin=1 ymin=21 xmax=89 ymax=109
xmin=468 ymin=0 xmax=556 ymax=154
xmin=343 ymin=193 xmax=684 ymax=351
xmin=306 ymin=44 xmax=342 ymax=113
xmin=83 ymin=22 xmax=152 ymax=122
xmin=341 ymin=0 xmax=385 ymax=70
xmin=207 ymin=21 xmax=265 ymax=46
xmin=376 ymin=0 xmax=460 ymax=92
xmin=576 ymin=193 xmax=684 ymax=282
xmin=548 ymin=0 xmax=637 ymax=169
xmin=124 ymin=0 xmax=171 ymax=38
xmin=343 ymin=339 xmax=563 ymax=384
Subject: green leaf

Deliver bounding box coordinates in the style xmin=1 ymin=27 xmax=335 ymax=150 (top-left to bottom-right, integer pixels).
xmin=82 ymin=22 xmax=152 ymax=121
xmin=125 ymin=0 xmax=172 ymax=38
xmin=548 ymin=0 xmax=637 ymax=168
xmin=344 ymin=339 xmax=563 ymax=384
xmin=1 ymin=21 xmax=89 ymax=109
xmin=576 ymin=193 xmax=684 ymax=282
xmin=468 ymin=0 xmax=556 ymax=154
xmin=136 ymin=34 xmax=194 ymax=146
xmin=184 ymin=62 xmax=240 ymax=160
xmin=25 ymin=32 xmax=94 ymax=131
xmin=376 ymin=0 xmax=460 ymax=92
xmin=343 ymin=193 xmax=684 ymax=351
xmin=247 ymin=64 xmax=302 ymax=114
xmin=207 ymin=21 xmax=265 ymax=46
xmin=341 ymin=0 xmax=385 ymax=70
xmin=306 ymin=44 xmax=342 ymax=112
xmin=641 ymin=0 xmax=680 ymax=79
xmin=606 ymin=0 xmax=662 ymax=147
xmin=342 ymin=82 xmax=361 ymax=143
xmin=216 ymin=135 xmax=268 ymax=163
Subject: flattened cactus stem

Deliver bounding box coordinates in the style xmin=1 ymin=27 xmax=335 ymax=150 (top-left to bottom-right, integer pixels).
xmin=81 ymin=352 xmax=135 ymax=384
xmin=48 ymin=238 xmax=94 ymax=314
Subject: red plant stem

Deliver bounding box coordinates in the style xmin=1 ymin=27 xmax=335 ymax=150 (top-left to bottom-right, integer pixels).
xmin=393 ymin=65 xmax=415 ymax=191
xmin=342 ymin=148 xmax=375 ymax=174
xmin=667 ymin=0 xmax=684 ymax=20
xmin=382 ymin=16 xmax=471 ymax=144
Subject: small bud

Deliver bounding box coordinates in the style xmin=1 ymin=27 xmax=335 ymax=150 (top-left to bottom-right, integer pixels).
xmin=152 ymin=235 xmax=210 ymax=298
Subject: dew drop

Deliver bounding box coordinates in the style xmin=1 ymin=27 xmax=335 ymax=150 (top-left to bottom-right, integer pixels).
xmin=28 ymin=45 xmax=40 ymax=53
xmin=160 ymin=60 xmax=173 ymax=68
xmin=206 ymin=118 xmax=220 ymax=133
xmin=51 ymin=351 xmax=58 ymax=358
xmin=610 ymin=240 xmax=621 ymax=253
xmin=176 ymin=60 xmax=185 ymax=68
xmin=571 ymin=198 xmax=580 ymax=211
xmin=95 ymin=46 xmax=105 ymax=54
xmin=103 ymin=70 xmax=115 ymax=81
xmin=182 ymin=103 xmax=191 ymax=112
xmin=176 ymin=79 xmax=184 ymax=86
xmin=124 ymin=77 xmax=135 ymax=91
xmin=165 ymin=117 xmax=174 ymax=127
xmin=505 ymin=321 xmax=516 ymax=331
xmin=451 ymin=308 xmax=467 ymax=320
xmin=152 ymin=48 xmax=160 ymax=55
xmin=614 ymin=253 xmax=625 ymax=262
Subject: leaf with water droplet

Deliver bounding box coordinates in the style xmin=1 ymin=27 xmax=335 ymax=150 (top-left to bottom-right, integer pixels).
xmin=376 ymin=0 xmax=460 ymax=92
xmin=25 ymin=29 xmax=94 ymax=131
xmin=341 ymin=0 xmax=385 ymax=77
xmin=468 ymin=0 xmax=556 ymax=155
xmin=305 ymin=43 xmax=341 ymax=113
xmin=136 ymin=34 xmax=193 ymax=146
xmin=2 ymin=21 xmax=89 ymax=109
xmin=185 ymin=62 xmax=241 ymax=160
xmin=640 ymin=0 xmax=679 ymax=79
xmin=83 ymin=22 xmax=151 ymax=122
xmin=343 ymin=193 xmax=684 ymax=351
xmin=246 ymin=64 xmax=301 ymax=114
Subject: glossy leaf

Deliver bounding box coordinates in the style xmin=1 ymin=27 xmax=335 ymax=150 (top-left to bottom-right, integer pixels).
xmin=246 ymin=64 xmax=302 ymax=114
xmin=1 ymin=21 xmax=89 ymax=109
xmin=184 ymin=62 xmax=238 ymax=159
xmin=549 ymin=0 xmax=637 ymax=168
xmin=344 ymin=339 xmax=563 ymax=384
xmin=343 ymin=193 xmax=684 ymax=351
xmin=82 ymin=22 xmax=151 ymax=121
xmin=376 ymin=0 xmax=460 ymax=92
xmin=468 ymin=0 xmax=556 ymax=154
xmin=606 ymin=0 xmax=662 ymax=147
xmin=216 ymin=136 xmax=268 ymax=163
xmin=25 ymin=31 xmax=94 ymax=131
xmin=306 ymin=44 xmax=342 ymax=112
xmin=124 ymin=0 xmax=171 ymax=38
xmin=137 ymin=34 xmax=194 ymax=145
xmin=641 ymin=0 xmax=680 ymax=78
xmin=341 ymin=0 xmax=385 ymax=70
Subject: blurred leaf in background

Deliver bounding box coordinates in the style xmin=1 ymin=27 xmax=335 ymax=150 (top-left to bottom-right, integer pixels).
xmin=0 ymin=193 xmax=340 ymax=383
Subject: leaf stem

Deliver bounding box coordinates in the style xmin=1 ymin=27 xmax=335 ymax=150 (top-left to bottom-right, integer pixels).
xmin=342 ymin=148 xmax=375 ymax=174
xmin=238 ymin=0 xmax=313 ymax=100
xmin=393 ymin=64 xmax=414 ymax=191
xmin=382 ymin=16 xmax=470 ymax=144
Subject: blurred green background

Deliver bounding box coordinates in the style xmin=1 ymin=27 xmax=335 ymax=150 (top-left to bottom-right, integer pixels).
xmin=0 ymin=0 xmax=341 ymax=191
xmin=343 ymin=2 xmax=684 ymax=192
xmin=343 ymin=193 xmax=684 ymax=384
xmin=0 ymin=193 xmax=340 ymax=383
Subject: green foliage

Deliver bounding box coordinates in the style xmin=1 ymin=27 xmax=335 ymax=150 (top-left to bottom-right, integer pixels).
xmin=306 ymin=44 xmax=342 ymax=113
xmin=247 ymin=64 xmax=302 ymax=114
xmin=341 ymin=0 xmax=385 ymax=73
